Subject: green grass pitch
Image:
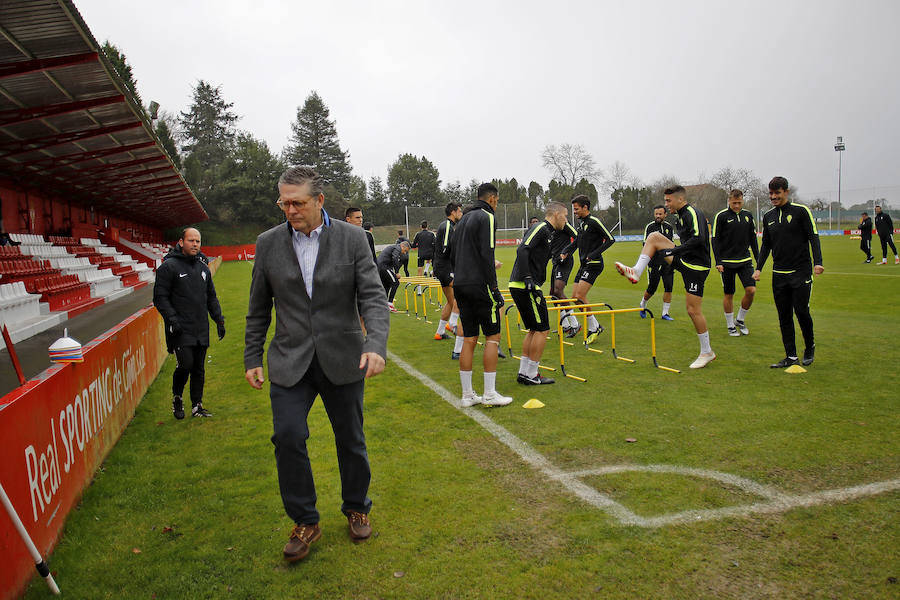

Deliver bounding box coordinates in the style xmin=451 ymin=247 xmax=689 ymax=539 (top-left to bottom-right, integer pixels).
xmin=25 ymin=237 xmax=899 ymax=599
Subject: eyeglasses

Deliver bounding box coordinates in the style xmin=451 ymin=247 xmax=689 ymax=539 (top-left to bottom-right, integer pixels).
xmin=276 ymin=199 xmax=305 ymax=210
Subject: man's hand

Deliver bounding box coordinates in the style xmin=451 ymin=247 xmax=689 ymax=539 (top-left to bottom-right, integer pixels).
xmin=814 ymin=265 xmax=824 ymax=276
xmin=491 ymin=287 xmax=505 ymax=308
xmin=559 ymin=253 xmax=567 ymax=261
xmin=523 ymin=276 xmax=537 ymax=294
xmin=751 ymin=269 xmax=761 ymax=281
xmin=167 ymin=321 xmax=182 ymax=337
xmin=216 ymin=320 xmax=226 ymax=340
xmin=494 ymin=259 xmax=502 ymax=270
xmin=716 ymin=265 xmax=724 ymax=273
xmin=245 ymin=367 xmax=265 ymax=389
xmin=359 ymin=352 xmax=385 ymax=378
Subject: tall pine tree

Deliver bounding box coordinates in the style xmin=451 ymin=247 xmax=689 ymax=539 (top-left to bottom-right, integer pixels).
xmin=283 ymin=91 xmax=352 ymax=193
xmin=179 ymin=81 xmax=239 ymax=197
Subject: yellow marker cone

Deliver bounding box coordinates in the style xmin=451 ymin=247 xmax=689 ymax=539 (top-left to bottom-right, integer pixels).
xmin=784 ymin=365 xmax=807 ymax=374
xmin=522 ymin=398 xmax=545 ymax=409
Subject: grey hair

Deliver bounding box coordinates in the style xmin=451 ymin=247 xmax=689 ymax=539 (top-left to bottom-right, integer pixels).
xmin=279 ymin=165 xmax=325 ymax=196
xmin=545 ymin=201 xmax=567 ymax=216
xmin=400 ymin=241 xmax=410 ymax=249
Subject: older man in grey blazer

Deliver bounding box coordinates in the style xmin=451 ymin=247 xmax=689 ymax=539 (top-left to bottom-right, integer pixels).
xmin=244 ymin=166 xmax=389 ymax=563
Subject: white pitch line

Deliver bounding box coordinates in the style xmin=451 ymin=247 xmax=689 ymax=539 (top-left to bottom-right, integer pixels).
xmin=824 ymin=271 xmax=900 ymax=277
xmin=388 ymin=350 xmax=900 ymax=527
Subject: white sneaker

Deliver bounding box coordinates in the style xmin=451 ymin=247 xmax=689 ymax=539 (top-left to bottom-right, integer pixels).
xmin=481 ymin=390 xmax=513 ymax=406
xmin=735 ymin=319 xmax=749 ymax=335
xmin=388 ymin=302 xmax=398 ymax=313
xmin=615 ymin=262 xmax=639 ymax=284
xmin=727 ymin=326 xmax=740 ymax=337
xmin=460 ymin=391 xmax=482 ymax=407
xmin=689 ymin=352 xmax=716 ymax=369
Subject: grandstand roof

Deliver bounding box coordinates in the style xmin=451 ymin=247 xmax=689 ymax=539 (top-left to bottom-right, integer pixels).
xmin=0 ymin=0 xmax=207 ymax=229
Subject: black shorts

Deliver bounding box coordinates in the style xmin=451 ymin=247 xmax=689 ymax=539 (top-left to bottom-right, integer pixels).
xmin=417 ymin=255 xmax=433 ymax=267
xmin=646 ymin=262 xmax=674 ymax=295
xmin=509 ymin=287 xmax=550 ymax=332
xmin=573 ymin=260 xmax=604 ymax=285
xmin=453 ymin=284 xmax=501 ymax=337
xmin=552 ymin=256 xmax=574 ymax=285
xmin=672 ymin=257 xmax=709 ymax=297
xmin=720 ymin=262 xmax=755 ymax=295
xmin=433 ymin=264 xmax=453 ymax=287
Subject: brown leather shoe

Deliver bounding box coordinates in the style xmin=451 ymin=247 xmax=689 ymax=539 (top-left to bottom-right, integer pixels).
xmin=346 ymin=511 xmax=372 ymax=542
xmin=283 ymin=523 xmax=321 ymax=562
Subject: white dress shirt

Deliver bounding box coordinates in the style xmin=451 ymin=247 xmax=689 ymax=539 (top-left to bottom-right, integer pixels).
xmin=292 ymin=223 xmax=323 ymax=298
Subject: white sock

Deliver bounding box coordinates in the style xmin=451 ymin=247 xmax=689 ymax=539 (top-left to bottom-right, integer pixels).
xmin=518 ymin=355 xmax=529 ymax=375
xmin=633 ymin=254 xmax=652 ymax=278
xmin=699 ymin=331 xmax=712 ymax=354
xmin=484 ymin=371 xmax=496 ymax=395
xmin=527 ymin=359 xmax=539 ymax=378
xmin=436 ymin=319 xmax=448 ymax=335
xmin=662 ymin=302 xmax=671 ymax=316
xmin=460 ymin=370 xmax=473 ymax=394
xmin=588 ymin=315 xmax=600 ymax=330
xmin=453 ymin=336 xmax=464 ymax=353
xmin=639 ymin=297 xmax=647 ymax=309
xmin=725 ymin=312 xmax=734 ymax=328
xmin=449 ymin=312 xmax=459 ymax=327
xmin=567 ymin=315 xmax=579 ymax=328
xmin=737 ymin=307 xmax=748 ymax=322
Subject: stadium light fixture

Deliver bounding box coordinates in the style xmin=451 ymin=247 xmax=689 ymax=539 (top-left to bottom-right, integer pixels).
xmin=834 ymin=136 xmax=845 ymax=229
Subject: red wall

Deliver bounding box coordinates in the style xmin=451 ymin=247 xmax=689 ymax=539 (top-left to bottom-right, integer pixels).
xmin=0 ymin=307 xmax=167 ymax=599
xmin=0 ymin=178 xmax=164 ymax=243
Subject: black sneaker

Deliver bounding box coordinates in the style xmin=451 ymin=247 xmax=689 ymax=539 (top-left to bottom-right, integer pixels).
xmin=173 ymin=395 xmax=185 ymax=420
xmin=191 ymin=404 xmax=212 ymax=417
xmin=527 ymin=374 xmax=556 ymax=385
xmin=451 ymin=351 xmax=460 ymax=360
xmin=565 ymin=323 xmax=582 ymax=339
xmin=802 ymin=345 xmax=815 ymax=366
xmin=516 ymin=373 xmax=530 ymax=385
xmin=769 ymin=356 xmax=798 ymax=368
xmin=865 ymin=257 xmax=873 ymax=263
xmin=497 ymin=348 xmax=506 ymax=359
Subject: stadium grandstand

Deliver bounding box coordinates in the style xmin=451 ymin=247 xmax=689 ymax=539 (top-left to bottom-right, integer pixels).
xmin=0 ymin=2 xmax=207 ymax=597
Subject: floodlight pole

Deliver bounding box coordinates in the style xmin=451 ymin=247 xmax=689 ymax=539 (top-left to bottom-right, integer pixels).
xmin=834 ymin=136 xmax=845 ymax=229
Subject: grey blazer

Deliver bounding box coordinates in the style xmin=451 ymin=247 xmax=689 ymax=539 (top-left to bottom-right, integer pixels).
xmin=244 ymin=215 xmax=390 ymax=387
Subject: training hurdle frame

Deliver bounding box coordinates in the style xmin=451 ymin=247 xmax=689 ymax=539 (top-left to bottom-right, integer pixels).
xmin=398 ymin=276 xmax=443 ymax=322
xmin=545 ymin=305 xmax=681 ymax=380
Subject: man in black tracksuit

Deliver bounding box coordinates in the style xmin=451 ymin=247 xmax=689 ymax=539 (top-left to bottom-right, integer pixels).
xmin=509 ymin=202 xmax=569 ymax=385
xmin=640 ymin=205 xmax=675 ymax=320
xmin=752 ymin=176 xmax=824 ymax=368
xmin=711 ymin=189 xmax=760 ymax=336
xmin=570 ymin=195 xmax=615 ymax=343
xmin=859 ymin=212 xmax=873 ymax=263
xmin=153 ymin=227 xmax=225 ymax=419
xmin=376 ymin=241 xmax=409 ymax=309
xmin=411 ymin=221 xmax=436 ymax=278
xmin=363 ymin=223 xmax=376 ymax=262
xmin=874 ymin=205 xmax=898 ymax=265
xmin=450 ymin=183 xmax=511 ymax=407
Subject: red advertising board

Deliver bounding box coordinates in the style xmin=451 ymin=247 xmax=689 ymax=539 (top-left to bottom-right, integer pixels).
xmin=0 ymin=307 xmax=167 ymax=599
xmin=201 ymin=243 xmax=256 ymax=261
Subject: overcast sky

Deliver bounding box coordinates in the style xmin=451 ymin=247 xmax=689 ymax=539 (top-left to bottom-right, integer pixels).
xmin=76 ymin=0 xmax=899 ymax=206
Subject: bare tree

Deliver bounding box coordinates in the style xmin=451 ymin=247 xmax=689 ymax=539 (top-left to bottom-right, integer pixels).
xmin=710 ymin=166 xmax=761 ymax=200
xmin=541 ymin=143 xmax=602 ymax=187
xmin=602 ymin=160 xmax=639 ymax=197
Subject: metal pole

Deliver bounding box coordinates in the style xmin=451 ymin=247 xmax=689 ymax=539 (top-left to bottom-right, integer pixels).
xmin=617 ymin=197 xmax=623 ymax=237
xmin=404 ymin=205 xmax=409 ymax=240
xmin=0 ymin=481 xmax=61 ymax=594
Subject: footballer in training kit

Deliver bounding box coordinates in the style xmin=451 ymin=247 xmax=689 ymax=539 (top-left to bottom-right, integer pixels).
xmin=509 ymin=202 xmax=569 ymax=385
xmin=614 ymin=185 xmax=715 ymax=369
xmin=639 ymin=205 xmax=675 ymax=321
xmin=450 ymin=183 xmax=512 ymax=407
xmin=711 ymin=189 xmax=759 ymax=336
xmin=549 ymin=217 xmax=581 ymax=336
xmin=433 ymin=202 xmax=463 ymax=346
xmin=570 ymin=195 xmax=615 ymax=344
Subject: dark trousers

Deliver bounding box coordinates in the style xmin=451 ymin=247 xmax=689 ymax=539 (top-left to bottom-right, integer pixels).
xmin=379 ymin=268 xmax=399 ymax=302
xmin=860 ymin=236 xmax=872 ymax=258
xmin=772 ymin=275 xmax=813 ymax=358
xmin=173 ymin=344 xmax=207 ymax=406
xmin=270 ymin=353 xmax=371 ymax=526
xmin=879 ymin=234 xmax=897 ymax=258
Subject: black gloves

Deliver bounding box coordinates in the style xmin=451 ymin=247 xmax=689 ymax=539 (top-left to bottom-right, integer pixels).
xmin=167 ymin=321 xmax=182 ymax=337
xmin=490 ymin=287 xmax=505 ymax=308
xmin=217 ymin=320 xmax=226 ymax=341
